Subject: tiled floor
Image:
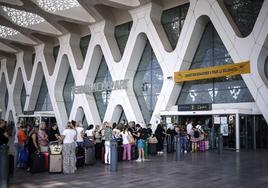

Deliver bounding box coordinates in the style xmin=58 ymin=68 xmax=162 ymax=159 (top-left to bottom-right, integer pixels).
xmin=10 ymin=150 xmax=268 ymax=188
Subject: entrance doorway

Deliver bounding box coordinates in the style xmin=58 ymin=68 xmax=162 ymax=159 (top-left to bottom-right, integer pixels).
xmin=161 ymin=114 xmax=236 ymax=150
xmin=239 ymin=114 xmax=268 ymax=150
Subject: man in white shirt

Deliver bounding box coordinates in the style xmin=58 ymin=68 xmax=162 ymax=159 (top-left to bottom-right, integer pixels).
xmin=186 ymin=121 xmax=193 ymax=135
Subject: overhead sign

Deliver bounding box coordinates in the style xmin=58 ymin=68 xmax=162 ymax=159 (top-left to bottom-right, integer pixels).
xmin=73 ymin=79 xmax=129 ymax=94
xmin=178 ymin=103 xmax=212 ymax=111
xmin=174 ymin=61 xmax=250 ymax=83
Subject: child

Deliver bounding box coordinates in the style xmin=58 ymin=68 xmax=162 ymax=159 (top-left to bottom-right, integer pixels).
xmin=133 ymin=124 xmax=145 ymax=162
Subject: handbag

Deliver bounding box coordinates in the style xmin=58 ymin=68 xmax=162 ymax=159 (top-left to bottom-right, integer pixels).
xmin=148 ymin=136 xmax=158 ymax=144
xmin=127 ymin=132 xmax=135 ymax=144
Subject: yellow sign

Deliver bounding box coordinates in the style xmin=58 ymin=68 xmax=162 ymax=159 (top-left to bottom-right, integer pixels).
xmin=174 ymin=61 xmax=250 ymax=83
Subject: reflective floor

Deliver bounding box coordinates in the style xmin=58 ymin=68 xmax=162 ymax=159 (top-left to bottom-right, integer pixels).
xmin=10 ymin=150 xmax=268 ymax=188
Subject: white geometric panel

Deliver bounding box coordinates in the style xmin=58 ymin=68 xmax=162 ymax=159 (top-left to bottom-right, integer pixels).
xmin=2 ymin=6 xmax=45 ymax=27
xmin=0 ymin=25 xmax=19 ymax=38
xmin=35 ymin=0 xmax=79 ymax=12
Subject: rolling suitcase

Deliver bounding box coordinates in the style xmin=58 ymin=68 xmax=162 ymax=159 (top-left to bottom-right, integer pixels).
xmin=85 ymin=147 xmax=95 ymax=165
xmin=167 ymin=136 xmax=174 ymax=153
xmin=143 ymin=140 xmax=148 ymax=158
xmin=205 ymin=141 xmax=209 ymax=150
xmin=148 ymin=143 xmax=157 ymax=155
xmin=200 ymin=140 xmax=206 ymax=152
xmin=30 ymin=153 xmax=45 ymax=173
xmin=42 ymin=152 xmax=49 ymax=171
xmin=101 ymin=146 xmax=105 ymax=162
xmin=117 ymin=146 xmax=124 ymax=161
xmin=8 ymin=154 xmax=14 ymax=177
xmin=49 ymin=154 xmax=62 ymax=173
xmin=76 ymin=146 xmax=85 ymax=168
xmin=131 ymin=145 xmax=138 ymax=160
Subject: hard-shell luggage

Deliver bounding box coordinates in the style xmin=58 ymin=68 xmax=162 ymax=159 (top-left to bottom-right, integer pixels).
xmin=42 ymin=152 xmax=49 ymax=171
xmin=199 ymin=140 xmax=205 ymax=152
xmin=167 ymin=136 xmax=174 ymax=153
xmin=8 ymin=154 xmax=14 ymax=177
xmin=143 ymin=140 xmax=148 ymax=158
xmin=205 ymin=141 xmax=209 ymax=150
xmin=30 ymin=153 xmax=45 ymax=173
xmin=49 ymin=154 xmax=62 ymax=173
xmin=148 ymin=143 xmax=157 ymax=155
xmin=76 ymin=146 xmax=85 ymax=168
xmin=117 ymin=146 xmax=124 ymax=161
xmin=101 ymin=146 xmax=105 ymax=162
xmin=85 ymin=147 xmax=95 ymax=165
xmin=131 ymin=145 xmax=138 ymax=160
xmin=148 ymin=144 xmax=157 ymax=155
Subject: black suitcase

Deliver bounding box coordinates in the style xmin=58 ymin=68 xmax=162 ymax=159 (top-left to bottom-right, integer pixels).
xmin=30 ymin=153 xmax=45 ymax=173
xmin=8 ymin=154 xmax=14 ymax=177
xmin=85 ymin=147 xmax=95 ymax=165
xmin=167 ymin=136 xmax=174 ymax=153
xmin=148 ymin=143 xmax=157 ymax=155
xmin=131 ymin=145 xmax=138 ymax=160
xmin=117 ymin=146 xmax=124 ymax=161
xmin=76 ymin=146 xmax=85 ymax=167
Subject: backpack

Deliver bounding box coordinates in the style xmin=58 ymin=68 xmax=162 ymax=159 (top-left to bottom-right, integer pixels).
xmin=194 ymin=130 xmax=200 ymax=138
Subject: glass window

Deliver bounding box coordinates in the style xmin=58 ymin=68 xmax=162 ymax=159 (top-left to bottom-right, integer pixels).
xmin=53 ymin=45 xmax=60 ymax=62
xmin=134 ymin=41 xmax=163 ymax=124
xmin=115 ymin=22 xmax=132 ymax=55
xmin=21 ymin=84 xmax=26 ymax=112
xmin=265 ymin=57 xmax=268 ymax=79
xmin=224 ymin=0 xmax=264 ymax=37
xmin=80 ymin=34 xmax=91 ymax=60
xmin=93 ymin=56 xmax=112 ymax=122
xmin=32 ymin=53 xmax=35 ymax=65
xmin=82 ymin=115 xmax=88 ymax=130
xmin=63 ymin=68 xmax=74 ymax=117
xmin=161 ymin=3 xmax=190 ymax=50
xmin=5 ymin=90 xmax=8 ymax=109
xmin=35 ymin=77 xmax=53 ymax=111
xmin=118 ymin=108 xmax=127 ymax=124
xmin=177 ymin=22 xmax=254 ymax=105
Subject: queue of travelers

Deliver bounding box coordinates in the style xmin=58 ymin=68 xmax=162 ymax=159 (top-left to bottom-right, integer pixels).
xmin=0 ymin=118 xmax=208 ymax=175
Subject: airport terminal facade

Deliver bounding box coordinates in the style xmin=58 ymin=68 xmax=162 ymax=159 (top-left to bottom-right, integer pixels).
xmin=0 ymin=0 xmax=268 ymax=151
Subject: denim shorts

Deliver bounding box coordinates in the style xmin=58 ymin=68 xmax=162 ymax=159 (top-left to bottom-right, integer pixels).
xmin=137 ymin=139 xmax=144 ymax=149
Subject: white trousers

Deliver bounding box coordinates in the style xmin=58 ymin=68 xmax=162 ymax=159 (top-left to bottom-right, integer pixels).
xmin=104 ymin=141 xmax=111 ymax=164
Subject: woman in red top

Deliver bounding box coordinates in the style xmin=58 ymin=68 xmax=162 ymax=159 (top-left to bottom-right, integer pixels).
xmin=17 ymin=125 xmax=28 ymax=167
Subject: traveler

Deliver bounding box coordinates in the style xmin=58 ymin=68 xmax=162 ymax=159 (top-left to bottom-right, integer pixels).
xmin=133 ymin=124 xmax=145 ymax=162
xmin=17 ymin=125 xmax=28 ymax=167
xmin=128 ymin=121 xmax=136 ymax=134
xmin=62 ymin=122 xmax=77 ymax=174
xmin=94 ymin=125 xmax=102 ymax=160
xmin=104 ymin=122 xmax=112 ymax=165
xmin=48 ymin=124 xmax=61 ymax=142
xmin=120 ymin=125 xmax=131 ymax=161
xmin=76 ymin=122 xmax=84 ymax=147
xmin=27 ymin=126 xmax=39 ymax=172
xmin=85 ymin=124 xmax=94 ymax=140
xmin=186 ymin=121 xmax=193 ymax=135
xmin=38 ymin=122 xmax=49 ymax=153
xmin=0 ymin=119 xmax=8 ymax=146
xmin=154 ymin=124 xmax=166 ymax=154
xmin=191 ymin=125 xmax=200 ymax=152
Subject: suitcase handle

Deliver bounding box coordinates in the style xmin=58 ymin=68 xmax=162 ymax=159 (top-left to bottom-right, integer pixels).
xmin=49 ymin=141 xmax=62 ymax=146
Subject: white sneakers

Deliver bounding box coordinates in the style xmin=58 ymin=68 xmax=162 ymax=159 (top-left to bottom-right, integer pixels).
xmin=136 ymin=158 xmax=145 ymax=162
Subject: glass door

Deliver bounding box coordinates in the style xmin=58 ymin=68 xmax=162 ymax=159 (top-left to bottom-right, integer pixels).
xmin=255 ymin=115 xmax=268 ymax=149
xmin=239 ymin=115 xmax=254 ymax=149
